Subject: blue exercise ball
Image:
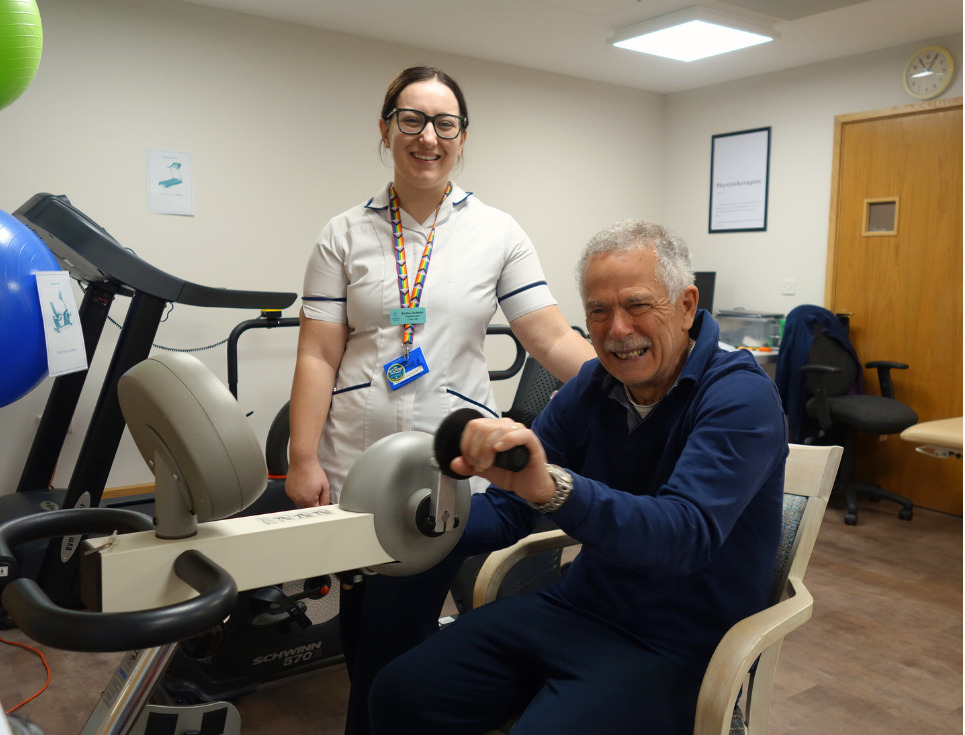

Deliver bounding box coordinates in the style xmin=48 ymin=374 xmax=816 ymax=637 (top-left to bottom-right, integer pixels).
xmin=0 ymin=207 xmax=59 ymax=407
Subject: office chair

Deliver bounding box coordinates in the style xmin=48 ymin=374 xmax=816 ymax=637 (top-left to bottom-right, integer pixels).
xmin=777 ymin=305 xmax=918 ymax=525
xmin=501 ymin=324 xmax=589 ymax=428
xmin=475 ymin=444 xmax=842 ymax=735
xmin=502 ymin=356 xmax=564 ymax=428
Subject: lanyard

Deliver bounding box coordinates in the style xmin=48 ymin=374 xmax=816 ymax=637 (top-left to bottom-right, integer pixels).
xmin=388 ymin=183 xmax=451 ymax=353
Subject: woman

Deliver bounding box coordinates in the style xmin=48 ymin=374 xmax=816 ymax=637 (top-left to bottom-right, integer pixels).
xmin=286 ymin=65 xmax=594 ymax=734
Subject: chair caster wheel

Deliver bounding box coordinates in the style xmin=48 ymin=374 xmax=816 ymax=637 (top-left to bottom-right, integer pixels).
xmin=899 ymin=508 xmax=913 ymax=521
xmin=844 ymin=512 xmax=858 ymax=525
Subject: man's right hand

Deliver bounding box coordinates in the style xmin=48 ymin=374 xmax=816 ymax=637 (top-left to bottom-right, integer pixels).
xmin=449 ymin=417 xmax=557 ymax=507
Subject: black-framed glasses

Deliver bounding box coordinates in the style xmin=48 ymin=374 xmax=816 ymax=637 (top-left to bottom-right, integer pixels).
xmin=385 ymin=108 xmax=467 ymax=139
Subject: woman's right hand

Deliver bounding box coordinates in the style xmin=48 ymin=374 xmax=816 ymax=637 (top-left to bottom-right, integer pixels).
xmin=286 ymin=315 xmax=348 ymax=510
xmin=285 ymin=460 xmax=331 ymax=508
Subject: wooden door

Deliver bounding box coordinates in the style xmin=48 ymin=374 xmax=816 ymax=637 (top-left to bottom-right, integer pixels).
xmin=826 ymin=98 xmax=962 ymax=516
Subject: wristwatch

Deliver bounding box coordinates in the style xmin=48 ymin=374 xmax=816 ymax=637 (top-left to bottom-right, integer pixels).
xmin=531 ymin=464 xmax=573 ymax=514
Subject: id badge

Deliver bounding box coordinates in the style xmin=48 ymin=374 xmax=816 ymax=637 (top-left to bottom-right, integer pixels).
xmin=390 ymin=307 xmax=427 ymax=325
xmin=384 ymin=346 xmax=430 ymax=391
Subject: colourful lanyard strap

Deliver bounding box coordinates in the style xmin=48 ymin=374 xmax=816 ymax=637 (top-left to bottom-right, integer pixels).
xmin=388 ymin=183 xmax=451 ymax=350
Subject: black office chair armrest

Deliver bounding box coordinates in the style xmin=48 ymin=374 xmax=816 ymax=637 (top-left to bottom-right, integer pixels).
xmin=800 ymin=365 xmax=841 ymax=375
xmin=865 ymin=360 xmax=909 ymax=399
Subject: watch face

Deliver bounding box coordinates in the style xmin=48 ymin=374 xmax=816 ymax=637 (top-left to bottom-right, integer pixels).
xmin=904 ymin=47 xmax=954 ymax=99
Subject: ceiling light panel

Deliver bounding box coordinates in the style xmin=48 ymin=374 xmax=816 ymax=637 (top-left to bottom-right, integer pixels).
xmin=611 ymin=5 xmax=777 ymax=62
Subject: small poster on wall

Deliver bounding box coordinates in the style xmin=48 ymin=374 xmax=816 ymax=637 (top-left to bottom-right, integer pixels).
xmin=709 ymin=127 xmax=770 ymax=232
xmin=148 ymin=149 xmax=194 ymax=216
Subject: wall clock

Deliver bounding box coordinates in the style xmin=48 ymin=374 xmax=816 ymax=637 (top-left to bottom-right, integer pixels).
xmin=903 ymin=46 xmax=954 ymax=99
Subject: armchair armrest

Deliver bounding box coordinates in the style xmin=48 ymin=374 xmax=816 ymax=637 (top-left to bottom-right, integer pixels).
xmin=865 ymin=360 xmax=909 ymax=399
xmin=472 ymin=529 xmax=578 ymax=609
xmin=694 ymin=575 xmax=814 ymax=735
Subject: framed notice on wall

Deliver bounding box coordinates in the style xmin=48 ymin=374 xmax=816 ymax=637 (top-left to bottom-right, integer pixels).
xmin=709 ymin=127 xmax=770 ymax=233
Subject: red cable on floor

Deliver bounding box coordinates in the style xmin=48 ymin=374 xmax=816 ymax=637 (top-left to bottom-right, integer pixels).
xmin=0 ymin=636 xmax=51 ymax=713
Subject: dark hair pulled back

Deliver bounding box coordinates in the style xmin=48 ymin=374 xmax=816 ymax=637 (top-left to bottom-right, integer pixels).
xmin=380 ymin=66 xmax=469 ymax=126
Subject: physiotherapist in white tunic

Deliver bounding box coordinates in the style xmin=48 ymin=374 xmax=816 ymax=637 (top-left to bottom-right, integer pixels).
xmin=285 ymin=66 xmax=594 ymax=735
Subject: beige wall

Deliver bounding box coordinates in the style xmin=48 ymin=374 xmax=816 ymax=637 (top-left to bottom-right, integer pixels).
xmin=663 ymin=34 xmax=963 ymax=314
xmin=0 ymin=0 xmax=960 ymax=489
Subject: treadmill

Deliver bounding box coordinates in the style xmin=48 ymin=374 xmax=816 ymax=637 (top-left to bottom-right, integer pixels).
xmin=0 ymin=193 xmax=296 ymax=604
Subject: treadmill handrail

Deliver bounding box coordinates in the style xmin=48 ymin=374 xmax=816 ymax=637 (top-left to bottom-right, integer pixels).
xmin=14 ymin=193 xmax=295 ymax=310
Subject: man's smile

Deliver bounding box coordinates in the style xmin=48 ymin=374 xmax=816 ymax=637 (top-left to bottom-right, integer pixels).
xmin=614 ymin=347 xmax=647 ymax=360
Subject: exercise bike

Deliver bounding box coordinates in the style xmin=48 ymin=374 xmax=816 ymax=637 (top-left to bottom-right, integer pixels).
xmin=0 ymin=351 xmax=473 ymax=734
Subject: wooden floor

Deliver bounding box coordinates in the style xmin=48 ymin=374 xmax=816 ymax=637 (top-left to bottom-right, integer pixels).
xmin=1 ymin=495 xmax=962 ymax=734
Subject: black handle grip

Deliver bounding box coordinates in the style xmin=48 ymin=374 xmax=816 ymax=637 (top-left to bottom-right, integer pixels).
xmin=0 ymin=508 xmax=237 ymax=652
xmin=434 ymin=408 xmax=530 ymax=480
xmin=0 ymin=507 xmax=154 ymax=582
xmin=493 ymin=445 xmax=530 ymax=473
xmin=485 ymin=324 xmax=526 ymax=382
xmin=1 ymin=549 xmax=237 ymax=652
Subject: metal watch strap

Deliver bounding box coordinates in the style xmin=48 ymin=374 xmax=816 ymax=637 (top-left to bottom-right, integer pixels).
xmin=531 ymin=464 xmax=573 ymax=514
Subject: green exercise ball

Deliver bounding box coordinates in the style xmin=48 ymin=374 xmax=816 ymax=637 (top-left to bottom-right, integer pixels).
xmin=0 ymin=0 xmax=42 ymax=112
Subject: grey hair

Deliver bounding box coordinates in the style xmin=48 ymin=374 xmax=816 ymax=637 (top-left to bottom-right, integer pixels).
xmin=575 ymin=219 xmax=694 ymax=303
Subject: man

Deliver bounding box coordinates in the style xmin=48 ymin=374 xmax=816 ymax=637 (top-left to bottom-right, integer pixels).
xmin=370 ymin=219 xmax=788 ymax=734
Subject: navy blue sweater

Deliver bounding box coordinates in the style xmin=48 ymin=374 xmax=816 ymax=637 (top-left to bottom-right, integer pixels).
xmin=459 ymin=311 xmax=788 ymax=678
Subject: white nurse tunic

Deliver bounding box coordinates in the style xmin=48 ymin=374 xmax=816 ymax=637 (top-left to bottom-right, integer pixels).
xmin=301 ymin=183 xmax=556 ymax=501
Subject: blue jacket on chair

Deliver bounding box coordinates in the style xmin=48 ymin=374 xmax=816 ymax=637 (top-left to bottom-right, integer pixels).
xmin=776 ymin=304 xmax=862 ymax=442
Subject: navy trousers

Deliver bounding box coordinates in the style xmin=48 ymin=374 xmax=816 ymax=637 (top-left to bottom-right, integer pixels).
xmin=340 ymin=552 xmax=467 ymax=735
xmin=369 ymin=593 xmax=702 ymax=735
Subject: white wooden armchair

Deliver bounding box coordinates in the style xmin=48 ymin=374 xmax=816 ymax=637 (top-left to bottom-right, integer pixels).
xmin=474 ymin=443 xmax=842 ymax=735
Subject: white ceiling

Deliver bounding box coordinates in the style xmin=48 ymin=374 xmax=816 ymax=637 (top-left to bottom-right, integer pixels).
xmin=177 ymin=0 xmax=962 ymax=94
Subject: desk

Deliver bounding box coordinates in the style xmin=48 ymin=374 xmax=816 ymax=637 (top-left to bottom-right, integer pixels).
xmin=900 ymin=417 xmax=963 ymax=459
xmin=721 ymin=343 xmax=778 ymax=379
xmin=749 ymin=348 xmax=778 ymax=380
